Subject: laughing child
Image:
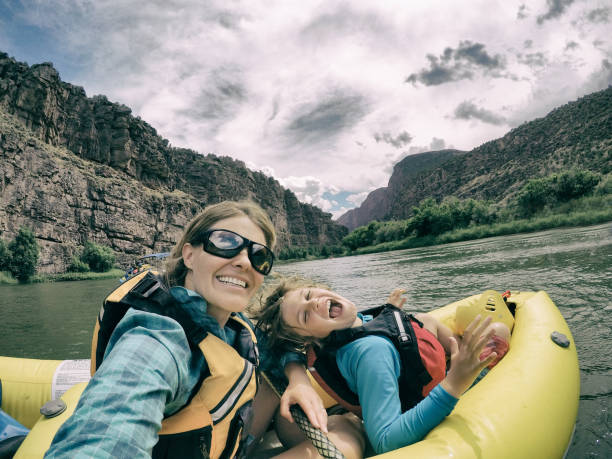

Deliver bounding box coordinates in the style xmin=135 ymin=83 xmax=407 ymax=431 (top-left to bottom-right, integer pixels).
xmin=253 ymin=277 xmax=510 ymax=456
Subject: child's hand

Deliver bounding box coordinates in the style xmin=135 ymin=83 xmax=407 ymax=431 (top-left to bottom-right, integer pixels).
xmin=280 ymin=378 xmax=328 ymax=433
xmin=441 ymin=315 xmax=498 ymax=398
xmin=387 ymin=288 xmax=407 ymax=309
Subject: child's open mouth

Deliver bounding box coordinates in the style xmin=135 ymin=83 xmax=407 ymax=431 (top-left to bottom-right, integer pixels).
xmin=328 ymin=299 xmax=343 ymax=318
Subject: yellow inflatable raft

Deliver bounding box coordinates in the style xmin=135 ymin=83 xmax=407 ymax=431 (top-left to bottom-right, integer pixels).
xmin=0 ymin=291 xmax=579 ymax=458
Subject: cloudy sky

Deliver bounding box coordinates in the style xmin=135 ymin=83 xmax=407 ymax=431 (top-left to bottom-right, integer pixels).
xmin=1 ymin=0 xmax=610 ymax=218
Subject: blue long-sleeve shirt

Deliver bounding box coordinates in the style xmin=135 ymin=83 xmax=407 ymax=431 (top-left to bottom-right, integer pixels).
xmin=336 ymin=328 xmax=458 ymax=454
xmin=45 ymin=286 xmax=299 ymax=458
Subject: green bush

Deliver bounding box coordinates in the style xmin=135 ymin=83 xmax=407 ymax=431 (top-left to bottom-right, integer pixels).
xmin=594 ymin=174 xmax=612 ymax=196
xmin=342 ymin=221 xmax=379 ymax=250
xmin=80 ymin=242 xmax=115 ymax=272
xmin=555 ymin=169 xmax=600 ymax=202
xmin=516 ymin=169 xmax=601 ymax=217
xmin=515 ymin=178 xmax=555 ymax=216
xmin=67 ymin=256 xmax=90 ymax=273
xmin=0 ymin=239 xmax=9 ymax=272
xmin=7 ymin=227 xmax=39 ymax=282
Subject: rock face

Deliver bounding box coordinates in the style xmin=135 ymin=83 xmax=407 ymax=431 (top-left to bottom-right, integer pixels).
xmin=0 ymin=53 xmax=347 ymax=273
xmin=337 ymin=150 xmax=466 ymax=230
xmin=338 ymin=87 xmax=612 ymax=229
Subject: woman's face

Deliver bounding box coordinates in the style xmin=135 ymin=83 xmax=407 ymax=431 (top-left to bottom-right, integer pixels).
xmin=281 ymin=287 xmax=359 ymax=339
xmin=182 ymin=215 xmax=267 ymax=326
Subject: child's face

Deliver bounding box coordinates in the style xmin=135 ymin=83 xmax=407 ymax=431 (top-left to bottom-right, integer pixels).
xmin=281 ymin=287 xmax=359 ymax=339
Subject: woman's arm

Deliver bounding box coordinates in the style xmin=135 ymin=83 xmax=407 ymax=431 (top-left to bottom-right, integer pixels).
xmin=280 ymin=362 xmax=328 ymax=433
xmin=45 ymin=310 xmax=197 ymax=458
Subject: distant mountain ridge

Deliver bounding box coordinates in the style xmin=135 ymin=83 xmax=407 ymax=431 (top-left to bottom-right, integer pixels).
xmin=337 ymin=149 xmax=466 ymax=230
xmin=338 ymin=87 xmax=611 ymax=230
xmin=0 ymin=52 xmax=347 ymax=272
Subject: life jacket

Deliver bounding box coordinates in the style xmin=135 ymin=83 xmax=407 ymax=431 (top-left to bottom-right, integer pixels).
xmin=306 ymin=305 xmax=446 ymax=418
xmin=90 ymin=270 xmax=258 ymax=459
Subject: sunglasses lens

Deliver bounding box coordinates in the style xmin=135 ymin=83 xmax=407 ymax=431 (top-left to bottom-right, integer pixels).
xmin=250 ymin=244 xmax=274 ymax=275
xmin=206 ymin=230 xmax=243 ymax=257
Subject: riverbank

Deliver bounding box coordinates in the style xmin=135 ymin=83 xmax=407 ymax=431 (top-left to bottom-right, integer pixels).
xmin=277 ymin=204 xmax=612 ymax=263
xmin=351 ymin=208 xmax=612 ymax=256
xmin=0 ymin=269 xmax=124 ymax=285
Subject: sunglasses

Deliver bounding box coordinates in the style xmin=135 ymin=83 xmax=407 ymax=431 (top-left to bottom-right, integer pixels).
xmin=194 ymin=229 xmax=275 ymax=275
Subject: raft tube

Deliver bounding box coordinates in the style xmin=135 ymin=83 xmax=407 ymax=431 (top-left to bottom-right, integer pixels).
xmin=0 ymin=291 xmax=579 ymax=458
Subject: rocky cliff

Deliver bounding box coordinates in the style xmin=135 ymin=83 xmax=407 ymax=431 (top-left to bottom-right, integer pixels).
xmin=0 ymin=52 xmax=347 ymax=273
xmin=337 ymin=149 xmax=466 ymax=230
xmin=338 ymin=87 xmax=611 ymax=229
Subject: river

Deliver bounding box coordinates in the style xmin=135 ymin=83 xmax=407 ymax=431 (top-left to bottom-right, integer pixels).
xmin=1 ymin=223 xmax=610 ymax=457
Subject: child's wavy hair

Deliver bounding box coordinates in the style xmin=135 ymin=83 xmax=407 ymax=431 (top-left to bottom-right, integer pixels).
xmin=251 ymin=275 xmax=328 ymax=352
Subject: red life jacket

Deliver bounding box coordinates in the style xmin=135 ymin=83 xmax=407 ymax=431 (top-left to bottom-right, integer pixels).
xmin=307 ymin=305 xmax=446 ymax=418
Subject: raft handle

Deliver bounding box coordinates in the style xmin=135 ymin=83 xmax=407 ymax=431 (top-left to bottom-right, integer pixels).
xmin=551 ymin=331 xmax=570 ymax=348
xmin=40 ymin=399 xmax=67 ymax=419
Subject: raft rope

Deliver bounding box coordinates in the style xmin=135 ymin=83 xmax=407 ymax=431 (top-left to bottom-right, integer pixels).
xmin=261 ymin=372 xmax=346 ymax=459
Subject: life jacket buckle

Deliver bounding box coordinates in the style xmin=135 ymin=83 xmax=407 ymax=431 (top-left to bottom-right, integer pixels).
xmin=398 ymin=332 xmax=413 ymax=344
xmin=132 ymin=274 xmax=162 ymax=299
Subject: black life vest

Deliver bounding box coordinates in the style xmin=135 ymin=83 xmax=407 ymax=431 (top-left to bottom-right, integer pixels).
xmin=307 ymin=305 xmax=436 ymax=417
xmin=90 ymin=271 xmax=259 ymax=459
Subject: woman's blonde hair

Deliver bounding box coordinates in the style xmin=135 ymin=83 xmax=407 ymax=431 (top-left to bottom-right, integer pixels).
xmin=251 ymin=275 xmax=328 ymax=351
xmin=164 ymin=200 xmax=276 ymax=287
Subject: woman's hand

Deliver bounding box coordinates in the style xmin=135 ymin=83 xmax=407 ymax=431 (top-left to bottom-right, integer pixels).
xmin=282 ymin=362 xmax=328 ymax=433
xmin=441 ymin=315 xmax=498 ymax=398
xmin=386 ymin=288 xmax=407 ymax=309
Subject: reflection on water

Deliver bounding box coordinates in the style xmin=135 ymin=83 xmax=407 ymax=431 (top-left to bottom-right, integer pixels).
xmin=1 ymin=223 xmax=610 ymax=457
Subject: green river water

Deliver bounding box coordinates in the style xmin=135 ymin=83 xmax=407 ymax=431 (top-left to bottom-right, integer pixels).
xmin=1 ymin=223 xmax=610 ymax=457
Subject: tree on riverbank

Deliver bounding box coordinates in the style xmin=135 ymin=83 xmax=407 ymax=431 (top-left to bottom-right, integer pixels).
xmin=7 ymin=227 xmax=39 ymax=282
xmin=516 ymin=169 xmax=601 ymax=217
xmin=0 ymin=239 xmax=9 ymax=271
xmin=77 ymin=242 xmax=116 ymax=272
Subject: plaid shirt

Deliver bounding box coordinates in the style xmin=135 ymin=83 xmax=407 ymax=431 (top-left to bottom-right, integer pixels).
xmin=45 ymin=287 xmax=298 ymax=458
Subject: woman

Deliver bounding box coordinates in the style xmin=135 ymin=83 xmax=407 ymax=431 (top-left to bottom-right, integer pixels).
xmin=45 ymin=201 xmax=326 ymax=459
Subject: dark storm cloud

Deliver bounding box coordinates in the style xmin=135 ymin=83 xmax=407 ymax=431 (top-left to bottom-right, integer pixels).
xmin=524 ymin=39 xmax=533 ymax=49
xmin=405 ymin=41 xmax=505 ymax=86
xmin=179 ymin=68 xmax=246 ymax=121
xmin=453 ymin=101 xmax=506 ymax=125
xmin=454 ymin=42 xmax=502 ymax=68
xmin=517 ymin=4 xmax=528 ymax=20
xmin=586 ymin=7 xmax=610 ymax=24
xmin=565 ymin=41 xmax=579 ymax=51
xmin=537 ymin=0 xmax=576 ymax=25
xmin=373 ymin=130 xmax=413 ymax=148
xmin=285 ymin=90 xmax=369 ymax=145
xmin=300 ymin=6 xmax=389 ymax=43
xmin=517 ymin=52 xmax=548 ymax=68
xmin=268 ymin=97 xmax=280 ymax=121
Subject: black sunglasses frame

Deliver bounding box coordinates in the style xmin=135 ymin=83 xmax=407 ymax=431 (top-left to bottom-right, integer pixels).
xmin=194 ymin=229 xmax=275 ymax=275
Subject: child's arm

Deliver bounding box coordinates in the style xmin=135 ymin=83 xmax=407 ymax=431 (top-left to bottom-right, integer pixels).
xmin=337 ymin=316 xmax=496 ymax=454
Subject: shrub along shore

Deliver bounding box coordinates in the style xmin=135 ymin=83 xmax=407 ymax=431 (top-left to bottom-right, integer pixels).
xmin=349 ymin=206 xmax=612 ymax=256
xmin=0 ymin=269 xmax=125 ymax=285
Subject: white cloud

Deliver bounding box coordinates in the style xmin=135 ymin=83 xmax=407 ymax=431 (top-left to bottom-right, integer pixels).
xmin=4 ymin=0 xmax=611 ymax=216
xmin=347 ymin=191 xmax=370 ymax=207
xmin=277 ymin=175 xmax=335 ymax=212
